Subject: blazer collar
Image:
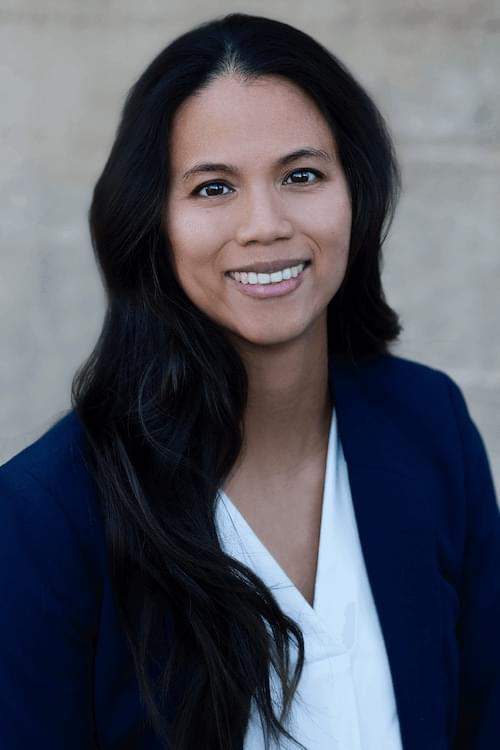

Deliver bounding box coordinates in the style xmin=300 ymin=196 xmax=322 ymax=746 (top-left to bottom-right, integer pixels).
xmin=328 ymin=354 xmax=447 ymax=750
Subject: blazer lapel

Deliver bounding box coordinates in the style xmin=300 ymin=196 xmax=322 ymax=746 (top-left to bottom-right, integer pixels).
xmin=329 ymin=355 xmax=447 ymax=750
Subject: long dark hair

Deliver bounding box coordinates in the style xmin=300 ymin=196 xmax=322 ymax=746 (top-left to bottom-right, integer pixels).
xmin=72 ymin=12 xmax=402 ymax=749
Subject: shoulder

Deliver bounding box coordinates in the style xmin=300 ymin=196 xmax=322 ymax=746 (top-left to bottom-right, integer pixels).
xmin=1 ymin=409 xmax=92 ymax=493
xmin=1 ymin=409 xmax=87 ymax=485
xmin=331 ymin=350 xmax=468 ymax=432
xmin=357 ymin=352 xmax=485 ymax=453
xmin=332 ymin=350 xmax=459 ymax=397
xmin=331 ymin=351 xmax=495 ymax=489
xmin=0 ymin=411 xmax=107 ymax=731
xmin=0 ymin=410 xmax=105 ymax=573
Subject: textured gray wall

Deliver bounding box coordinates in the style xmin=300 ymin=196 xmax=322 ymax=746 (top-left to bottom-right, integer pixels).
xmin=1 ymin=1 xmax=499 ymax=492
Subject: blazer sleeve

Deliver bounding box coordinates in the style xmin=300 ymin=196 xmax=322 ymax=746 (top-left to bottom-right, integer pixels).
xmin=446 ymin=377 xmax=500 ymax=749
xmin=0 ymin=464 xmax=100 ymax=749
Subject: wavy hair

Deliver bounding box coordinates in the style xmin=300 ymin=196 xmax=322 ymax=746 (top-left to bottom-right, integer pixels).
xmin=72 ymin=12 xmax=402 ymax=749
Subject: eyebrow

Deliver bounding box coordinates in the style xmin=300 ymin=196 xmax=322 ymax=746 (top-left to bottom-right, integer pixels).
xmin=181 ymin=147 xmax=334 ymax=181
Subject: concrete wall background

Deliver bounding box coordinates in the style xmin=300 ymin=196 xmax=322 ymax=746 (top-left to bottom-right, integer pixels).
xmin=1 ymin=1 xmax=499 ymax=492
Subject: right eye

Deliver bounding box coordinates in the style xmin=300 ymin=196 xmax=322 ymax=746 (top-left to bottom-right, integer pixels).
xmin=193 ymin=182 xmax=234 ymax=198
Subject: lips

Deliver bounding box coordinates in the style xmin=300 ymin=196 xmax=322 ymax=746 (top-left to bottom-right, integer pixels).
xmin=225 ymin=260 xmax=308 ymax=298
xmin=225 ymin=258 xmax=311 ymax=275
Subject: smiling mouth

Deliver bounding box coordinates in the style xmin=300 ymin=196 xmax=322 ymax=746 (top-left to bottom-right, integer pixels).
xmin=226 ymin=260 xmax=311 ymax=286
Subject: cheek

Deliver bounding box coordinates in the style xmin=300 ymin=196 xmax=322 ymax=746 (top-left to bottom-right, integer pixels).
xmin=167 ymin=202 xmax=227 ymax=268
xmin=314 ymin=206 xmax=352 ymax=262
xmin=166 ymin=228 xmax=223 ymax=313
xmin=311 ymin=202 xmax=351 ymax=293
xmin=167 ymin=215 xmax=208 ymax=283
xmin=329 ymin=198 xmax=352 ymax=263
xmin=301 ymin=185 xmax=352 ymax=240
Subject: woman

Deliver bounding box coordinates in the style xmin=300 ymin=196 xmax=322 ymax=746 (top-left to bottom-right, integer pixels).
xmin=0 ymin=12 xmax=498 ymax=750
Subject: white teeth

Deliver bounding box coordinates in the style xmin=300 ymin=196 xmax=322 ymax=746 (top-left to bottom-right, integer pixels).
xmin=229 ymin=262 xmax=306 ymax=285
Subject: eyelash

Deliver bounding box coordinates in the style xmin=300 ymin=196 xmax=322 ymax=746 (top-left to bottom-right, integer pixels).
xmin=192 ymin=168 xmax=323 ymax=198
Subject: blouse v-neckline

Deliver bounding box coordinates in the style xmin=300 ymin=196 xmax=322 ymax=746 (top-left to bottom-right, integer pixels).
xmin=216 ymin=408 xmax=360 ymax=659
xmin=215 ymin=402 xmax=404 ymax=749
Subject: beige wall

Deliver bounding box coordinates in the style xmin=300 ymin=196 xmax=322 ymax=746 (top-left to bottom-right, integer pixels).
xmin=1 ymin=1 xmax=499 ymax=491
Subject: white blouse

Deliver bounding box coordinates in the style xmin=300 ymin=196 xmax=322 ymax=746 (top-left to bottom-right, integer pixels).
xmin=215 ymin=409 xmax=404 ymax=750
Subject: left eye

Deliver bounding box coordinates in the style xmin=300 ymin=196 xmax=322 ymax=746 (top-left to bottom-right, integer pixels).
xmin=283 ymin=169 xmax=321 ymax=185
xmin=195 ymin=182 xmax=233 ymax=198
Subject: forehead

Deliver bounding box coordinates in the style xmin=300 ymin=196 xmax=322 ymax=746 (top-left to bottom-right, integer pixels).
xmin=168 ymin=74 xmax=336 ymax=170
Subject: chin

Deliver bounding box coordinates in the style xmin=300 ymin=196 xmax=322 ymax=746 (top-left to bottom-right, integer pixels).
xmin=227 ymin=321 xmax=314 ymax=350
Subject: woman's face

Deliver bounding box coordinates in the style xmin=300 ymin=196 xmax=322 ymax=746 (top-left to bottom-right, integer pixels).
xmin=165 ymin=74 xmax=351 ymax=349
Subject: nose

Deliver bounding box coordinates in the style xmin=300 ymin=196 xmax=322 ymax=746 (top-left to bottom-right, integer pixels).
xmin=235 ymin=186 xmax=294 ymax=246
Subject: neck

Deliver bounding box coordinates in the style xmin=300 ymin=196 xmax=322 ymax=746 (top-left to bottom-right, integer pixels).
xmin=229 ymin=317 xmax=332 ymax=478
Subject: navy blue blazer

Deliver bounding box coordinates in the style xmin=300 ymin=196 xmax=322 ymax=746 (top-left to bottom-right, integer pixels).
xmin=1 ymin=353 xmax=499 ymax=749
